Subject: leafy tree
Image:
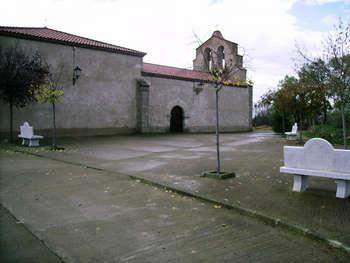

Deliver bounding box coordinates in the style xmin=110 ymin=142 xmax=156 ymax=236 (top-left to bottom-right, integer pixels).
xmin=277 ymin=76 xmax=299 ymax=133
xmin=297 ymin=19 xmax=350 ymax=148
xmin=0 ymin=45 xmax=48 ymax=142
xmin=327 ymin=53 xmax=350 ymax=148
xmin=298 ymin=59 xmax=330 ymax=124
xmin=35 ymin=64 xmax=65 ymax=149
xmin=253 ymin=102 xmax=271 ymax=127
xmin=259 ymin=73 xmax=327 ymax=142
xmin=259 ymin=76 xmax=298 ymax=134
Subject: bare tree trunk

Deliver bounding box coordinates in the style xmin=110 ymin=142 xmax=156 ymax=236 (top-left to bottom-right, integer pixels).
xmin=299 ymin=114 xmax=303 ymax=144
xmin=52 ymin=102 xmax=56 ymax=149
xmin=9 ymin=102 xmax=13 ymax=143
xmin=341 ymin=104 xmax=347 ymax=149
xmin=282 ymin=112 xmax=285 ymax=134
xmin=323 ymin=99 xmax=328 ymax=124
xmin=215 ymin=88 xmax=221 ymax=176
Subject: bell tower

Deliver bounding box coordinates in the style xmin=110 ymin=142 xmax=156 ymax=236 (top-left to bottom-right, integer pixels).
xmin=193 ymin=30 xmax=246 ymax=81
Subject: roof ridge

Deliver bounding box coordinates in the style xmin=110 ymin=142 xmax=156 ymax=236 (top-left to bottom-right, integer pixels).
xmin=0 ymin=26 xmax=146 ymax=56
xmin=43 ymin=27 xmax=137 ymax=52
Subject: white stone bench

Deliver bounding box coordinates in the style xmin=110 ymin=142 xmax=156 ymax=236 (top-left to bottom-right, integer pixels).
xmin=280 ymin=138 xmax=350 ymax=199
xmin=285 ymin=123 xmax=298 ymax=140
xmin=18 ymin=122 xmax=44 ymax=147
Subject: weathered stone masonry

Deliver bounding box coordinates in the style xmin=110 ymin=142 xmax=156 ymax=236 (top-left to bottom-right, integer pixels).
xmin=0 ymin=27 xmax=252 ymax=136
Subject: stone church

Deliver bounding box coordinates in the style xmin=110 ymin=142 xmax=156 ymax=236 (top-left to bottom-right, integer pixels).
xmin=0 ymin=27 xmax=252 ymax=136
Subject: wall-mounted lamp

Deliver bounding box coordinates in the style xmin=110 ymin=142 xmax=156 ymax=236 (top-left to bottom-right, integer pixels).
xmin=73 ymin=66 xmax=82 ymax=85
xmin=193 ymin=81 xmax=204 ymax=95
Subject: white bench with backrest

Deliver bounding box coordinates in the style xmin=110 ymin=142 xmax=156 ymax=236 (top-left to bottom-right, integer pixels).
xmin=280 ymin=138 xmax=350 ymax=199
xmin=18 ymin=122 xmax=44 ymax=147
xmin=285 ymin=123 xmax=298 ymax=140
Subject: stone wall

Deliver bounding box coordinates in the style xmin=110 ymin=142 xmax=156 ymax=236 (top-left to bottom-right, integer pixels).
xmin=143 ymin=76 xmax=252 ymax=133
xmin=0 ymin=36 xmax=143 ymax=137
xmin=0 ymin=34 xmax=252 ymax=138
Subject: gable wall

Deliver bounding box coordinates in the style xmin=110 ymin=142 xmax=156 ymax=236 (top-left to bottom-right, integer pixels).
xmin=0 ymin=36 xmax=142 ymax=137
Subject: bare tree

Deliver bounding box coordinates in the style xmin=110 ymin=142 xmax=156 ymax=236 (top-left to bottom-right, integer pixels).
xmin=194 ymin=32 xmax=251 ymax=176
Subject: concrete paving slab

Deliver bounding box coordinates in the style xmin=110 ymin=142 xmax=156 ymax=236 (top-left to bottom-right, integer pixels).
xmin=129 ymin=137 xmax=350 ymax=246
xmin=7 ymin=132 xmax=349 ymax=248
xmin=0 ymin=205 xmax=61 ymax=263
xmin=0 ymin=150 xmax=348 ymax=262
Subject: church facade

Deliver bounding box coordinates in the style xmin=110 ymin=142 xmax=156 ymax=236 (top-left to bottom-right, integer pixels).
xmin=0 ymin=27 xmax=252 ymax=136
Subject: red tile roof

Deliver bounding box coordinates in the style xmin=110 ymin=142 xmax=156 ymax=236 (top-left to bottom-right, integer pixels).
xmin=142 ymin=63 xmax=250 ymax=87
xmin=0 ymin=26 xmax=146 ymax=57
xmin=142 ymin=63 xmax=212 ymax=82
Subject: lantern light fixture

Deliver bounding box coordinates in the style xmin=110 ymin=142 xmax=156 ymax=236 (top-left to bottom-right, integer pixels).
xmin=73 ymin=66 xmax=82 ymax=85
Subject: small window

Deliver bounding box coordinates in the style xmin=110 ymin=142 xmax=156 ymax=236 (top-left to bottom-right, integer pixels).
xmin=217 ymin=46 xmax=225 ymax=69
xmin=204 ymin=48 xmax=212 ymax=71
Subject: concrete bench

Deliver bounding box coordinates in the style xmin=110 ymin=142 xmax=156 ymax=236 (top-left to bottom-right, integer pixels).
xmin=280 ymin=138 xmax=350 ymax=198
xmin=285 ymin=123 xmax=298 ymax=140
xmin=18 ymin=122 xmax=44 ymax=147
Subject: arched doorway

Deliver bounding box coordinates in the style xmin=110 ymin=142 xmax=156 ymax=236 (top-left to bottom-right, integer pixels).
xmin=170 ymin=106 xmax=184 ymax=132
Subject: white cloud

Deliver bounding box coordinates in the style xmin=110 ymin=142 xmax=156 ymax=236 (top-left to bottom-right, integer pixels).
xmin=0 ymin=0 xmax=331 ymax=102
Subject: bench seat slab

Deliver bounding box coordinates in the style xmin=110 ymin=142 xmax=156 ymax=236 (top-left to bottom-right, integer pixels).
xmin=18 ymin=135 xmax=43 ymax=139
xmin=285 ymin=133 xmax=297 ymax=141
xmin=280 ymin=167 xmax=350 ymax=181
xmin=281 ymin=138 xmax=350 ymax=199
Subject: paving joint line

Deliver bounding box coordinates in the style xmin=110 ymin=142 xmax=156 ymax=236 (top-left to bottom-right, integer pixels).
xmin=0 ymin=204 xmax=65 ymax=263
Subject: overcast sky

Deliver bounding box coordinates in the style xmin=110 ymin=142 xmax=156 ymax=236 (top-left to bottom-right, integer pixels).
xmin=1 ymin=0 xmax=349 ymax=102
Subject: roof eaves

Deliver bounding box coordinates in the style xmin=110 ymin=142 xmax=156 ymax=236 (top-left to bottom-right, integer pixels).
xmin=44 ymin=27 xmax=146 ymax=56
xmin=0 ymin=28 xmax=146 ymax=57
xmin=141 ymin=71 xmax=209 ymax=83
xmin=141 ymin=70 xmax=250 ymax=88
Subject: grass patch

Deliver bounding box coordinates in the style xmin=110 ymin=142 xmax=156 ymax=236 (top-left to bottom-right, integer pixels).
xmin=304 ymin=124 xmax=350 ymax=145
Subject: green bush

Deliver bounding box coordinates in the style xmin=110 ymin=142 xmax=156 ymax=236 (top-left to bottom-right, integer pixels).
xmin=253 ymin=113 xmax=271 ymax=126
xmin=327 ymin=111 xmax=350 ymax=129
xmin=270 ymin=110 xmax=293 ymax=133
xmin=304 ymin=124 xmax=349 ymax=145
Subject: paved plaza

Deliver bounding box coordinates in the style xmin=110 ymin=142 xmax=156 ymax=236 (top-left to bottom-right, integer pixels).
xmin=1 ymin=131 xmax=349 ymax=262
